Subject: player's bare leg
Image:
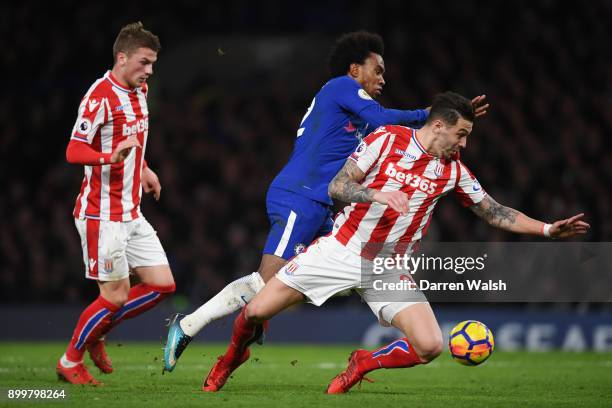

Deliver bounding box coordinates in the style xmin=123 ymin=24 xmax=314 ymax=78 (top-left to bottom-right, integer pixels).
xmin=244 ymin=275 xmax=305 ymax=321
xmin=133 ymin=264 xmax=175 ymax=287
xmin=98 ymin=278 xmax=131 ymax=307
xmin=164 ymin=254 xmax=286 ymax=372
xmin=202 ymin=277 xmax=304 ymax=392
xmin=389 ymin=303 xmax=444 ymax=362
xmin=327 ymin=303 xmax=442 ymax=394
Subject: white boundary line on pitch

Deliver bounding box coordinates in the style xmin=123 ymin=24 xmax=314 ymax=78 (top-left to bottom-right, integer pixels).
xmin=2 ymin=360 xmax=612 ymax=374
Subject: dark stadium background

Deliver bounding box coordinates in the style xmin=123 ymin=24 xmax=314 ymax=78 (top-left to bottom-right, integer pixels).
xmin=1 ymin=1 xmax=610 ymax=349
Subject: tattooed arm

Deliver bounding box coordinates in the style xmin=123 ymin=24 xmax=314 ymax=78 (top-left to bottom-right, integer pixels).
xmin=470 ymin=195 xmax=521 ymax=230
xmin=329 ymin=159 xmax=410 ymax=215
xmin=328 ymin=159 xmax=374 ymax=202
xmin=470 ymin=195 xmax=590 ymax=238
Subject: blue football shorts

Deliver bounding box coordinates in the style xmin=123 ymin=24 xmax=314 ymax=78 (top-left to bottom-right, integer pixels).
xmin=263 ymin=187 xmax=334 ymax=260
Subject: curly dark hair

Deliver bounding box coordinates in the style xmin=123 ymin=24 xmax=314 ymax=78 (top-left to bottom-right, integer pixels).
xmin=327 ymin=31 xmax=384 ymax=77
xmin=427 ymin=92 xmax=475 ymax=125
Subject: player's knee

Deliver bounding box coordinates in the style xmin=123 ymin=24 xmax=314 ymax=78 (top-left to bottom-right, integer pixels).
xmin=104 ymin=291 xmax=129 ymax=308
xmin=414 ymin=337 xmax=444 ymax=363
xmin=135 ymin=265 xmax=175 ymax=288
xmin=244 ymin=301 xmax=269 ymax=323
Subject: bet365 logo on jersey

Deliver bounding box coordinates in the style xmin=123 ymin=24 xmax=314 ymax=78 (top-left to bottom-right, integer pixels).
xmin=384 ymin=162 xmax=437 ymax=194
xmin=122 ymin=117 xmax=149 ymax=136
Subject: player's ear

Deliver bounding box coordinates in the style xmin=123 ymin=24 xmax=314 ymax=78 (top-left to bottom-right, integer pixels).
xmin=433 ymin=119 xmax=444 ymax=133
xmin=348 ymin=63 xmax=361 ymax=79
xmin=115 ymin=52 xmax=128 ymax=67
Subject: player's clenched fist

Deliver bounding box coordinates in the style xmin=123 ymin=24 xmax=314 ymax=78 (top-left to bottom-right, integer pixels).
xmin=111 ymin=136 xmax=142 ymax=163
xmin=373 ymin=190 xmax=410 ymax=215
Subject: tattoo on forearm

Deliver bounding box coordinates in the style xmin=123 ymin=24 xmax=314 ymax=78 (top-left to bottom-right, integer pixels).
xmin=471 ymin=196 xmax=518 ymax=229
xmin=329 ymin=160 xmax=376 ymax=203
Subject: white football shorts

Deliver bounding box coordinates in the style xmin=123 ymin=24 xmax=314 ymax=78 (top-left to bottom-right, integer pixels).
xmin=276 ymin=235 xmax=427 ymax=326
xmin=75 ymin=216 xmax=168 ymax=281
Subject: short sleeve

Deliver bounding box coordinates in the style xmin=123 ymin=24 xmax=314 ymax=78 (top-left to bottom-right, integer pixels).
xmin=349 ymin=127 xmax=391 ymax=173
xmin=453 ymin=161 xmax=486 ymax=206
xmin=71 ymin=94 xmax=108 ymax=144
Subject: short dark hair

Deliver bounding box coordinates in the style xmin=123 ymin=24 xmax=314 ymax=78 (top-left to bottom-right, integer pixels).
xmin=426 ymin=92 xmax=474 ymax=125
xmin=113 ymin=22 xmax=161 ymax=61
xmin=327 ymin=31 xmax=384 ymax=77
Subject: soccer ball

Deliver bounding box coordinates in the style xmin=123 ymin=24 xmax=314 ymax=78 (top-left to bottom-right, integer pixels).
xmin=449 ymin=320 xmax=494 ymax=366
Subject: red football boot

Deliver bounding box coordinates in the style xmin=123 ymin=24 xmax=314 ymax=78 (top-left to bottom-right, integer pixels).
xmin=202 ymin=348 xmax=250 ymax=392
xmin=87 ymin=339 xmax=113 ymax=373
xmin=56 ymin=361 xmax=102 ymax=386
xmin=326 ymin=349 xmax=373 ymax=394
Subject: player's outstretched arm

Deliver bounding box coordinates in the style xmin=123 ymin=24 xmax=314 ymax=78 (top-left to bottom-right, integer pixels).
xmin=329 ymin=160 xmax=410 ymax=215
xmin=469 ymin=195 xmax=590 ymax=238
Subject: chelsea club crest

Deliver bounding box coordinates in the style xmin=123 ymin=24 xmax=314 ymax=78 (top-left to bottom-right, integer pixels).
xmin=294 ymin=243 xmax=306 ymax=255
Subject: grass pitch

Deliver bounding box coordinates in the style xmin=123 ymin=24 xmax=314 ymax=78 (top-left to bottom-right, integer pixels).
xmin=0 ymin=342 xmax=610 ymax=407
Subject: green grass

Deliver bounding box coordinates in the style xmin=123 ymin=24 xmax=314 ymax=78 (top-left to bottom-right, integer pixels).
xmin=0 ymin=342 xmax=611 ymax=407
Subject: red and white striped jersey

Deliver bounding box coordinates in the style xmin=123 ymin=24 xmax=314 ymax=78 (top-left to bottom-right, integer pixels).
xmin=333 ymin=125 xmax=486 ymax=259
xmin=70 ymin=71 xmax=150 ymax=221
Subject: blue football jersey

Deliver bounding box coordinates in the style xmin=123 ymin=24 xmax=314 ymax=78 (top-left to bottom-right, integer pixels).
xmin=270 ymin=75 xmax=429 ymax=205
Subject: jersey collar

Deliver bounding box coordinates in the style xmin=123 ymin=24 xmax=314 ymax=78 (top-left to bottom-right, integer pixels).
xmin=412 ymin=129 xmax=434 ymax=158
xmin=105 ymin=71 xmax=137 ymax=93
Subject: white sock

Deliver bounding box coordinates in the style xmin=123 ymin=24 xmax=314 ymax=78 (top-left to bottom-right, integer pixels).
xmin=180 ymin=272 xmax=265 ymax=337
xmin=60 ymin=353 xmax=81 ymax=368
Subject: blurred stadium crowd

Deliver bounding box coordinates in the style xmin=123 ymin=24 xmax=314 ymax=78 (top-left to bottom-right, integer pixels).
xmin=1 ymin=1 xmax=610 ymax=304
